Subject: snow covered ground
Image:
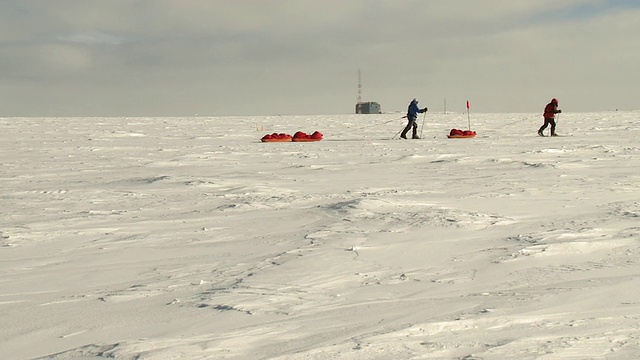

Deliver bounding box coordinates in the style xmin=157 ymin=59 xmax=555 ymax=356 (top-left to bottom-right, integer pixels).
xmin=1 ymin=111 xmax=639 ymax=359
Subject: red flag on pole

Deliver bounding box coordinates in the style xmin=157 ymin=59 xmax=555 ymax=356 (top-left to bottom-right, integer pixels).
xmin=466 ymin=101 xmax=471 ymax=130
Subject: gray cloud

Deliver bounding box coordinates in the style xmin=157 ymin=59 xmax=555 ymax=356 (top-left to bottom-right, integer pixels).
xmin=57 ymin=32 xmax=128 ymax=46
xmin=0 ymin=0 xmax=638 ymax=116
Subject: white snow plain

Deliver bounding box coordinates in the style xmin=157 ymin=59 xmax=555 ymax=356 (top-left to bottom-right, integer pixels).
xmin=1 ymin=111 xmax=639 ymax=359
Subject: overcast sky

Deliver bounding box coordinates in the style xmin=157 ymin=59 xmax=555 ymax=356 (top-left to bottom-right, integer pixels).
xmin=1 ymin=0 xmax=639 ymax=116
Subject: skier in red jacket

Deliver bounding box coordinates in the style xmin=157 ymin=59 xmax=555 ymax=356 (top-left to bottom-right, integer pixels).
xmin=538 ymin=98 xmax=562 ymax=136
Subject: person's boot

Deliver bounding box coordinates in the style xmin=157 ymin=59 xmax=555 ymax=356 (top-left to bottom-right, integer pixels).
xmin=412 ymin=135 xmax=420 ymax=139
xmin=551 ymin=132 xmax=558 ymax=137
xmin=400 ymin=134 xmax=407 ymax=139
xmin=538 ymin=130 xmax=545 ymax=137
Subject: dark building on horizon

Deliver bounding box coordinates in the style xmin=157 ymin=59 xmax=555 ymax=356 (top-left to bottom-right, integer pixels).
xmin=355 ymin=101 xmax=381 ymax=114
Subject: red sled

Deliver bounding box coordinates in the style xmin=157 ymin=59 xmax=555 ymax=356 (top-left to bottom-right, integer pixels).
xmin=261 ymin=133 xmax=292 ymax=142
xmin=292 ymin=131 xmax=323 ymax=142
xmin=447 ymin=129 xmax=476 ymax=139
xmin=292 ymin=138 xmax=322 ymax=142
xmin=261 ymin=138 xmax=292 ymax=142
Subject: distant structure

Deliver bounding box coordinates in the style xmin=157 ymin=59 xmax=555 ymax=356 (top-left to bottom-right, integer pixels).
xmin=355 ymin=69 xmax=381 ymax=114
xmin=355 ymin=101 xmax=381 ymax=114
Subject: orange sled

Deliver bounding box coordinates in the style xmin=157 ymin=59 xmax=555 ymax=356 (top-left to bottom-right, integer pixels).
xmin=447 ymin=134 xmax=476 ymax=139
xmin=261 ymin=138 xmax=292 ymax=142
xmin=292 ymin=138 xmax=322 ymax=142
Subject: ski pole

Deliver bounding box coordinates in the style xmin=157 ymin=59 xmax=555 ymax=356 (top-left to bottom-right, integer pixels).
xmin=419 ymin=112 xmax=427 ymax=138
xmin=549 ymin=113 xmax=559 ymax=136
xmin=391 ymin=115 xmax=409 ymax=139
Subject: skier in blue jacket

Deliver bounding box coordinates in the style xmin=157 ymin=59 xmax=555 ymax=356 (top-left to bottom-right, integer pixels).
xmin=400 ymin=98 xmax=428 ymax=139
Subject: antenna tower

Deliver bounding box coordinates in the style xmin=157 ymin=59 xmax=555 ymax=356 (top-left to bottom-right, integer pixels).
xmin=357 ymin=69 xmax=362 ymax=104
